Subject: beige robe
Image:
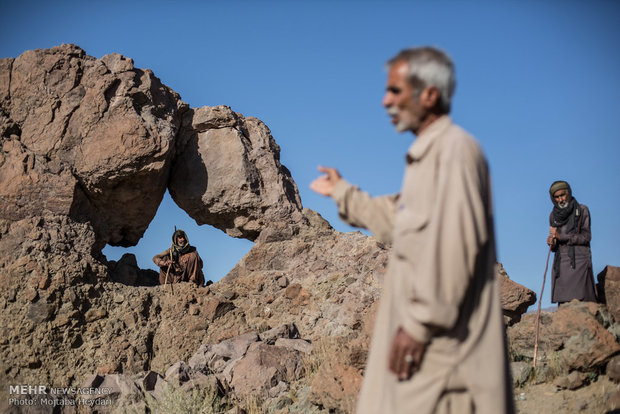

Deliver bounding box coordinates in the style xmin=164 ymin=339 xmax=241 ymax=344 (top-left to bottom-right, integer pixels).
xmin=332 ymin=116 xmax=514 ymax=414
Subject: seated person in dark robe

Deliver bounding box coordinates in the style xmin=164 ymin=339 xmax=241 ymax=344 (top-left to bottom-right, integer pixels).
xmin=153 ymin=229 xmax=204 ymax=286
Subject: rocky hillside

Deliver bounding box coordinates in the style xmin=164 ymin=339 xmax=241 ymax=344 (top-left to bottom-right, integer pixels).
xmin=0 ymin=45 xmax=618 ymax=413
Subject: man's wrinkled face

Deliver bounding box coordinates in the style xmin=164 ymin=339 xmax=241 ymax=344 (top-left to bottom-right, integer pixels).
xmin=176 ymin=235 xmax=187 ymax=247
xmin=383 ymin=60 xmax=424 ymax=133
xmin=553 ymin=189 xmax=569 ymax=208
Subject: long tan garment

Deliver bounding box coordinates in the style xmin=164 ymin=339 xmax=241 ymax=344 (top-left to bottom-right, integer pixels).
xmin=332 ymin=116 xmax=514 ymax=414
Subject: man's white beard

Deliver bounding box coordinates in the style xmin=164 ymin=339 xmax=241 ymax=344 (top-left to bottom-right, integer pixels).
xmin=387 ymin=107 xmax=409 ymax=133
xmin=558 ymin=201 xmax=569 ymax=209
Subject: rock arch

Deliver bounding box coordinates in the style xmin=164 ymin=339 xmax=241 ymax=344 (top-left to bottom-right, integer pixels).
xmin=0 ymin=44 xmax=303 ymax=254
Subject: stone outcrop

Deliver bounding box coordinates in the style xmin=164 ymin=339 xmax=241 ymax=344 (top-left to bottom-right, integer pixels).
xmin=171 ymin=105 xmax=303 ymax=240
xmin=508 ymin=301 xmax=620 ymax=373
xmin=0 ymin=44 xmax=303 ymax=249
xmin=0 ymin=44 xmax=184 ymax=248
xmin=498 ymin=262 xmax=537 ymax=325
xmin=597 ymin=265 xmax=620 ymax=323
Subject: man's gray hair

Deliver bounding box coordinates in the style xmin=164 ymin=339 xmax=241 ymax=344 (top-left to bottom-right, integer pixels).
xmin=386 ymin=47 xmax=456 ymax=114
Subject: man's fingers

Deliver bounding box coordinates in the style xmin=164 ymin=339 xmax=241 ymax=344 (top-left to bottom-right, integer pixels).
xmin=311 ymin=166 xmax=341 ymax=197
xmin=389 ymin=329 xmax=413 ymax=380
xmin=317 ymin=165 xmax=341 ymax=181
xmin=388 ymin=336 xmax=402 ymax=375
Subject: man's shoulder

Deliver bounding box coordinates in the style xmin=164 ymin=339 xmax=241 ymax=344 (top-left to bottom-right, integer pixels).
xmin=184 ymin=246 xmax=203 ymax=258
xmin=440 ymin=123 xmax=485 ymax=162
xmin=444 ymin=122 xmax=478 ymax=144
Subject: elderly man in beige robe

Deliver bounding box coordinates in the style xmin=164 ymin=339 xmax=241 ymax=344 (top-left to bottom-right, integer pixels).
xmin=311 ymin=47 xmax=514 ymax=414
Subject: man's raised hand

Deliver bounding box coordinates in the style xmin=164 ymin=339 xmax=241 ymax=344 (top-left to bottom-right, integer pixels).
xmin=310 ymin=166 xmax=342 ymax=197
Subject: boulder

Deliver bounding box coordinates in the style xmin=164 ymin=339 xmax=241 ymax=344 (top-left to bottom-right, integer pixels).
xmin=510 ymin=361 xmax=532 ymax=387
xmin=507 ymin=300 xmax=620 ymax=372
xmin=259 ymin=323 xmax=300 ymax=345
xmin=229 ymin=342 xmax=305 ymax=398
xmin=607 ymin=354 xmax=620 ymax=383
xmin=498 ymin=263 xmax=536 ymax=325
xmin=109 ymin=253 xmax=139 ymax=285
xmin=210 ymin=332 xmax=259 ymax=361
xmin=0 ymin=44 xmax=184 ymax=247
xmin=170 ymin=105 xmax=304 ymax=240
xmin=597 ymin=265 xmax=620 ymax=323
xmin=309 ymin=359 xmax=362 ymax=413
xmin=275 ymin=338 xmax=314 ymax=355
xmin=553 ymin=370 xmax=588 ymax=390
xmin=90 ymin=374 xmax=142 ymax=409
xmin=164 ymin=361 xmax=191 ymax=385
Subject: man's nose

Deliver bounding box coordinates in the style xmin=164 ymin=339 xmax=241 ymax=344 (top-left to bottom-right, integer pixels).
xmin=382 ymin=93 xmax=392 ymax=108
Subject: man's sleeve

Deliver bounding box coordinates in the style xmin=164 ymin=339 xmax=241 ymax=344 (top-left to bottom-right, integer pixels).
xmin=398 ymin=144 xmax=491 ymax=342
xmin=331 ymin=179 xmax=398 ymax=245
xmin=152 ymin=249 xmax=169 ymax=267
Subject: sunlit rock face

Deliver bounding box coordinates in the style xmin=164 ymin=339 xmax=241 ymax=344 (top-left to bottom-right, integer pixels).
xmin=0 ymin=45 xmax=304 ymax=248
xmin=0 ymin=44 xmax=309 ymax=396
xmin=0 ymin=44 xmax=184 ymax=248
xmin=170 ymin=105 xmax=303 ymax=241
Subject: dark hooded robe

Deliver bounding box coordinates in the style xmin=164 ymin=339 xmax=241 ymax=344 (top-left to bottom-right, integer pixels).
xmin=152 ymin=229 xmax=205 ymax=286
xmin=548 ymin=181 xmax=597 ymax=303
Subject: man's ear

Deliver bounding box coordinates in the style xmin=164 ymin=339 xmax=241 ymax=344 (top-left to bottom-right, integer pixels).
xmin=420 ymin=86 xmax=440 ymax=109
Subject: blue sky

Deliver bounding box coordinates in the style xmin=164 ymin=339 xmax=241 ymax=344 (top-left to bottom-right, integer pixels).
xmin=2 ymin=1 xmax=618 ymax=309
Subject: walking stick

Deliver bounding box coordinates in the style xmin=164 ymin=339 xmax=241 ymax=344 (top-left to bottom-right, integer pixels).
xmin=533 ymin=246 xmax=552 ymax=368
xmin=163 ymin=247 xmax=174 ymax=294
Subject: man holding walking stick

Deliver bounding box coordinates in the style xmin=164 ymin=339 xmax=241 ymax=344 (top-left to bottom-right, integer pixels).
xmin=153 ymin=229 xmax=205 ymax=287
xmin=311 ymin=47 xmax=514 ymax=414
xmin=547 ymin=181 xmax=597 ymax=305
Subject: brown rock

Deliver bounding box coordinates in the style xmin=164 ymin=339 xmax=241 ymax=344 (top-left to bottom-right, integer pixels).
xmin=181 ymin=371 xmax=222 ymax=396
xmin=85 ymin=308 xmax=107 ymax=322
xmin=607 ymin=387 xmax=620 ymax=412
xmin=507 ymin=301 xmax=620 ymax=372
xmin=81 ymin=373 xmax=104 ymax=388
xmin=211 ymin=332 xmax=259 ymax=360
xmin=598 ymin=265 xmax=620 ymax=322
xmin=109 ymin=253 xmax=139 ymax=285
xmin=607 ymin=354 xmax=620 ymax=383
xmin=170 ymin=105 xmax=303 ymax=241
xmin=285 ymin=283 xmax=302 ymax=299
xmin=498 ymin=262 xmax=536 ymax=325
xmin=164 ymin=361 xmax=190 ymax=385
xmin=553 ymin=371 xmax=588 ymax=390
xmin=274 ymin=338 xmax=313 ymax=355
xmin=230 ymin=342 xmax=305 ymax=398
xmin=259 ymin=323 xmax=300 ymax=345
xmin=203 ymin=298 xmax=235 ymax=322
xmin=277 ymin=275 xmax=289 ymax=288
xmin=91 ymin=374 xmax=141 ymax=409
xmin=309 ymin=359 xmax=362 ymax=413
xmin=1 ymin=44 xmax=184 ymax=247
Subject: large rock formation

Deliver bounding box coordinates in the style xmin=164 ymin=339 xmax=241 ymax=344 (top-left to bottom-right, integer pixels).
xmin=0 ymin=44 xmax=302 ymax=248
xmin=3 ymin=45 xmax=605 ymax=413
xmin=0 ymin=44 xmax=184 ymax=248
xmin=171 ymin=105 xmax=303 ymax=240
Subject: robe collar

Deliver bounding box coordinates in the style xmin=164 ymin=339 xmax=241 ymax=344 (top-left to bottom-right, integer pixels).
xmin=406 ymin=115 xmax=452 ymax=164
